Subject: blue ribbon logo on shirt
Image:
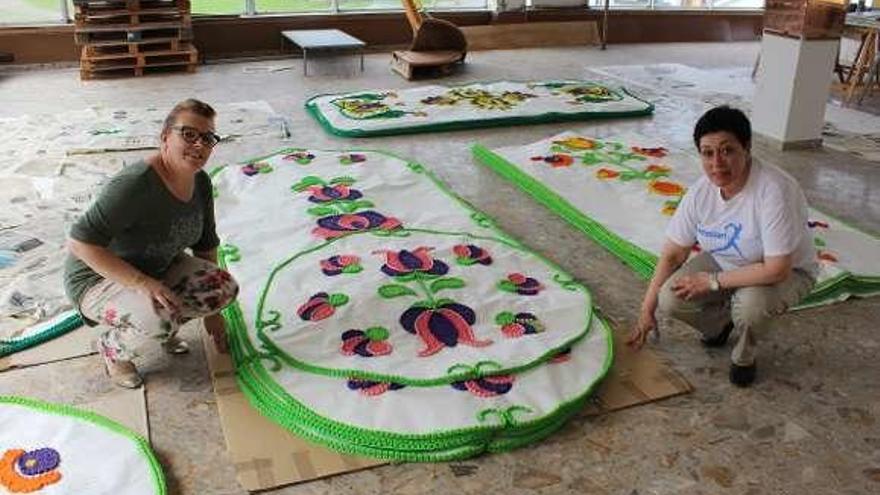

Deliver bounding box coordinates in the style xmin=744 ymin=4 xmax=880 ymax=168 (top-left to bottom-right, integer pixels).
xmin=697 ymin=222 xmax=744 ymax=259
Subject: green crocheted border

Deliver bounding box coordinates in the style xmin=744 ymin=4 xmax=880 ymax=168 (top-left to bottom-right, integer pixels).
xmin=222 ymin=295 xmax=614 ymax=461
xmin=212 ymin=148 xmax=615 ymax=460
xmin=304 ymin=81 xmax=654 ymax=138
xmin=248 ymin=226 xmax=593 ymax=387
xmin=471 ymin=143 xmax=880 ymax=310
xmin=0 ymin=312 xmax=83 ymax=358
xmin=0 ymin=395 xmax=166 ymax=494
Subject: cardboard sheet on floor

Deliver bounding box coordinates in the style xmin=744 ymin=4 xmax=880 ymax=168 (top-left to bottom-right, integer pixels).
xmin=203 ymin=332 xmax=383 ymax=491
xmin=79 ymin=386 xmax=150 ymax=440
xmin=0 ymin=325 xmax=98 ymax=372
xmin=583 ymin=326 xmax=692 ymax=415
xmin=205 ymin=324 xmax=691 ymax=492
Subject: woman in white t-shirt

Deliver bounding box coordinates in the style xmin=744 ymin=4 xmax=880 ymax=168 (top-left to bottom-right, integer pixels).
xmin=626 ymin=106 xmax=817 ymax=387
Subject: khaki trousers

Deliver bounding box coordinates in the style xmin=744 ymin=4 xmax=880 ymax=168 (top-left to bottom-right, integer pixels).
xmin=657 ymin=252 xmax=815 ymax=366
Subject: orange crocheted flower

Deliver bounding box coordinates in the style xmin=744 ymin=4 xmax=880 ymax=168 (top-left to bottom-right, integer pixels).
xmin=0 ymin=449 xmax=62 ymax=493
xmin=648 ymin=180 xmax=684 ymax=196
xmin=530 ymin=154 xmax=573 ymax=167
xmin=631 ymin=146 xmax=668 ymax=158
xmin=553 ymin=137 xmax=597 ymax=150
xmin=547 ymin=154 xmax=574 ymax=168
xmin=596 ymin=168 xmax=620 ymax=179
xmin=661 ymin=203 xmax=679 ymax=216
xmin=645 ymin=164 xmax=671 ymax=174
xmin=817 ymin=251 xmax=838 ymax=263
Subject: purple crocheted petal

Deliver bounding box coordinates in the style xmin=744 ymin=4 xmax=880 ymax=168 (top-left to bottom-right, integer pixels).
xmin=427 ymin=311 xmax=459 ymax=347
xmin=16 ymin=448 xmax=60 ymax=476
xmin=476 ymin=378 xmax=513 ymax=395
xmin=399 ymin=306 xmax=424 ymax=334
xmin=440 ymin=302 xmax=476 ymax=325
xmin=426 ymin=260 xmax=449 ymax=276
xmin=397 ymin=250 xmax=423 ymax=270
xmin=357 ymin=211 xmax=389 ymax=227
xmin=353 ymin=339 xmax=373 ymax=357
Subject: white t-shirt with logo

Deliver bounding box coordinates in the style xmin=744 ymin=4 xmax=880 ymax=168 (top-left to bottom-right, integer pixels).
xmin=665 ymin=160 xmax=818 ymax=277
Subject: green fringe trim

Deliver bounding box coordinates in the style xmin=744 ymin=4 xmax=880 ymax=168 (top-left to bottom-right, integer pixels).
xmin=222 ymin=296 xmax=614 ymax=461
xmin=0 ymin=312 xmax=83 ymax=358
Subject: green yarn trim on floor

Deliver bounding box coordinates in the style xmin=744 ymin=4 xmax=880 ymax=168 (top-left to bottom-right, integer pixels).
xmin=0 ymin=311 xmax=83 ymax=358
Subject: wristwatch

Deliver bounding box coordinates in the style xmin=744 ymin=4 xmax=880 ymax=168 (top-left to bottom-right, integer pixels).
xmin=708 ymin=272 xmax=721 ymax=292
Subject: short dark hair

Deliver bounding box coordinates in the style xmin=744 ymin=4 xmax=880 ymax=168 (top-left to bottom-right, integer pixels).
xmin=693 ymin=105 xmax=751 ymax=150
xmin=162 ymin=98 xmax=216 ymax=134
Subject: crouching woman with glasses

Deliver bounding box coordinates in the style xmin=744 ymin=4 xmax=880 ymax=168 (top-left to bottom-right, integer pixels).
xmin=64 ymin=99 xmax=239 ymax=388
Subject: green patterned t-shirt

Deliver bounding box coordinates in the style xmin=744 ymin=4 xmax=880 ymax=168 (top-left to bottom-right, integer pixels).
xmin=63 ymin=160 xmax=219 ymax=309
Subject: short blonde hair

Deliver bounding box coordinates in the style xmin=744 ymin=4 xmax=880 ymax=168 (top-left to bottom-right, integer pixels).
xmin=162 ymin=98 xmax=216 ymax=134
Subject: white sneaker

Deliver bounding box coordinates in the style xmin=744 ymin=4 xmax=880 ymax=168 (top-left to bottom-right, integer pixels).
xmin=103 ymin=358 xmax=143 ymax=389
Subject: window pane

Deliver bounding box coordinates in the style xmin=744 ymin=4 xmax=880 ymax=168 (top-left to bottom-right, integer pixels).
xmin=431 ymin=0 xmax=490 ymax=7
xmin=337 ymin=0 xmax=486 ymax=10
xmin=337 ymin=0 xmax=399 ymax=10
xmin=192 ymin=0 xmax=247 ymax=14
xmin=654 ymin=0 xmax=711 ymax=7
xmin=713 ymin=0 xmax=764 ymax=7
xmin=588 ymin=0 xmax=652 ymax=7
xmin=1 ymin=0 xmax=64 ymax=24
xmin=255 ymin=0 xmax=333 ymax=12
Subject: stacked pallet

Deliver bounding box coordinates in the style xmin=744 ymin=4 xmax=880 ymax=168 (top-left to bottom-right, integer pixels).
xmin=74 ymin=0 xmax=198 ymax=80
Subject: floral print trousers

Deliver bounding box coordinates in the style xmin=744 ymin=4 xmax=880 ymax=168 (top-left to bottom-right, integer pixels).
xmin=79 ymin=254 xmax=239 ymax=363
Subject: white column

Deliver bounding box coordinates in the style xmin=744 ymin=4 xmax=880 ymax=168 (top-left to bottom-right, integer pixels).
xmin=60 ymin=0 xmax=70 ymax=23
xmin=752 ymin=33 xmax=839 ymax=149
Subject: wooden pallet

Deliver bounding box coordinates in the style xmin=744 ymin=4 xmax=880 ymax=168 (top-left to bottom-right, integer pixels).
xmin=75 ymin=0 xmax=195 ymax=80
xmin=80 ymin=44 xmax=197 ymax=79
xmin=73 ymin=0 xmax=190 ymax=9
xmin=74 ymin=0 xmax=190 ymax=25
xmin=76 ymin=10 xmax=190 ymax=27
xmin=80 ymin=63 xmax=197 ymax=80
xmin=83 ymin=38 xmax=181 ymax=56
xmin=75 ymin=24 xmax=192 ymax=45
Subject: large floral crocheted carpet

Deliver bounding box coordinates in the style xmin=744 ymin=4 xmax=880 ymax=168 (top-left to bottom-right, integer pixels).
xmin=212 ymin=148 xmax=613 ymax=460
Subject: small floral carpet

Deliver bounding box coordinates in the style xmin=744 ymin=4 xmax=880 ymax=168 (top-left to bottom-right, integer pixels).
xmin=0 ymin=396 xmax=165 ymax=494
xmin=305 ymin=80 xmax=653 ymax=137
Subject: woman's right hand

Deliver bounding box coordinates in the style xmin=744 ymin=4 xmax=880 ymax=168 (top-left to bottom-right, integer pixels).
xmin=137 ymin=277 xmax=180 ymax=314
xmin=626 ymin=241 xmax=690 ymax=351
xmin=626 ymin=308 xmax=657 ymax=350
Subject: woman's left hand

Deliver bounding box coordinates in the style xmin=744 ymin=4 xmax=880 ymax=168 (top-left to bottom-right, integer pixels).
xmin=671 ymin=272 xmax=712 ymax=301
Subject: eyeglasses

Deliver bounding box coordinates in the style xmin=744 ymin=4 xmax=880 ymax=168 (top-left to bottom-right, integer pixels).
xmin=170 ymin=125 xmax=222 ymax=148
xmin=699 ymin=145 xmax=743 ymax=161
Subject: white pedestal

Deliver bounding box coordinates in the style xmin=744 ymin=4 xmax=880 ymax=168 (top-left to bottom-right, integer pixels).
xmin=752 ymin=33 xmax=838 ymax=149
